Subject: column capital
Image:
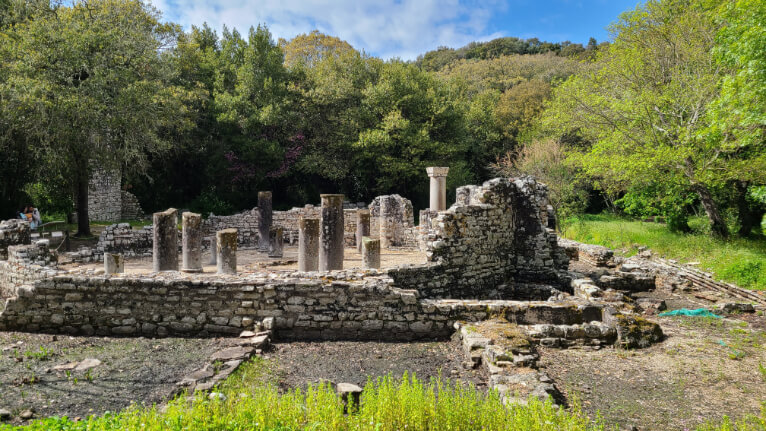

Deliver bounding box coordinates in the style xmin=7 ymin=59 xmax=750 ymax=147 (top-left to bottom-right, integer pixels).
xmin=426 ymin=167 xmax=449 ymax=177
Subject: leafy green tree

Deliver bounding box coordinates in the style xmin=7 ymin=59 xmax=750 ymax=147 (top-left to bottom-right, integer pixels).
xmin=0 ymin=0 xmax=192 ymax=234
xmin=493 ymin=138 xmax=588 ymax=225
xmin=707 ymin=0 xmax=766 ymax=235
xmin=355 ymin=61 xmax=471 ymax=202
xmin=541 ymin=0 xmax=756 ymax=237
xmin=281 ymin=30 xmax=357 ymax=68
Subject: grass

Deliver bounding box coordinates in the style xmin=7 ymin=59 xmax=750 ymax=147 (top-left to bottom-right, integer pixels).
xmin=562 ymin=214 xmax=766 ymax=290
xmin=1 ymin=356 xmax=765 ymax=430
xmin=2 ymin=358 xmax=607 ymax=431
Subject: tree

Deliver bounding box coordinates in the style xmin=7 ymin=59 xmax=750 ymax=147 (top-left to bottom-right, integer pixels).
xmin=492 ymin=138 xmax=587 ymax=223
xmin=0 ymin=0 xmax=191 ymax=235
xmin=541 ymin=0 xmax=757 ymax=237
xmin=708 ymin=0 xmax=766 ymax=235
xmin=355 ymin=61 xmax=471 ymax=202
xmin=281 ymin=30 xmax=357 ymax=68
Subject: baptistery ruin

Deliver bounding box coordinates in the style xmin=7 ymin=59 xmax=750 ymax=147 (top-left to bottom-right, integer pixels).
xmin=0 ymin=169 xmax=670 ymax=405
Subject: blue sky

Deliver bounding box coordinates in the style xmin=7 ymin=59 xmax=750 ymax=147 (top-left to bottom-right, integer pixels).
xmin=152 ymin=0 xmax=641 ymax=60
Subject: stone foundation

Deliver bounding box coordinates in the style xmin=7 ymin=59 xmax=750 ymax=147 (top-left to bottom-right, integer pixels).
xmin=0 ymin=219 xmax=31 ymax=260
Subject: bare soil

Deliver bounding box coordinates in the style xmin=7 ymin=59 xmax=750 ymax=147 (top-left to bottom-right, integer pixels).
xmin=0 ymin=332 xmax=235 ymax=425
xmin=270 ymin=338 xmax=487 ymax=391
xmin=65 ymin=246 xmax=426 ymax=274
xmin=539 ymin=292 xmax=766 ymax=431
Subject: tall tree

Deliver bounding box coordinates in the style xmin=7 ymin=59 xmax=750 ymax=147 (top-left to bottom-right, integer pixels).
xmin=0 ymin=0 xmax=191 ymax=235
xmin=541 ymin=0 xmax=756 ymax=237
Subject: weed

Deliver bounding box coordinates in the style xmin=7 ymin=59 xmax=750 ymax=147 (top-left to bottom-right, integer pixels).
xmin=759 ymin=363 xmax=766 ymax=383
xmin=2 ymin=361 xmax=607 ymax=431
xmin=23 ymin=346 xmax=53 ymax=361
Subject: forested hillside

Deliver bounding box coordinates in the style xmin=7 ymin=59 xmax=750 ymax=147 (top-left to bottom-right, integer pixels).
xmin=0 ymin=0 xmax=762 ymax=239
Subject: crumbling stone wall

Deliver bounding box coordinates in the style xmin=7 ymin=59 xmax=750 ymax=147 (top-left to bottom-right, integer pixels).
xmin=120 ymin=191 xmax=145 ymax=220
xmin=201 ymin=209 xmax=260 ymax=246
xmin=0 ymin=219 xmax=31 ymax=260
xmin=88 ymin=170 xmax=146 ymax=222
xmin=390 ymin=177 xmax=569 ymax=299
xmin=200 ymin=201 xmax=392 ymax=248
xmin=0 ymin=241 xmax=60 ymax=299
xmin=369 ymin=195 xmax=417 ymax=248
xmin=88 ymin=170 xmax=122 ymax=222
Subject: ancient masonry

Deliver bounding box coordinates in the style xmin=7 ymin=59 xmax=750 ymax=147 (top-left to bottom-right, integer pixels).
xmin=87 ymin=169 xmax=145 ymax=222
xmin=1 ymin=171 xmax=675 ymax=406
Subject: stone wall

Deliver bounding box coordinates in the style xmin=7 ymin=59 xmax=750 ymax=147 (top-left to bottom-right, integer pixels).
xmin=88 ymin=170 xmax=122 ymax=222
xmin=0 ymin=267 xmax=605 ymax=340
xmin=88 ymin=170 xmax=146 ymax=222
xmin=0 ymin=241 xmax=60 ymax=299
xmin=200 ymin=200 xmax=408 ymax=249
xmin=0 ymin=219 xmax=31 ymax=260
xmin=120 ymin=191 xmax=145 ymax=220
xmin=369 ymin=195 xmax=417 ymax=248
xmin=389 ymin=177 xmax=569 ymax=299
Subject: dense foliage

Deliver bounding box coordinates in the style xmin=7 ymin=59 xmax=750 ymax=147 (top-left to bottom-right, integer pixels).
xmin=0 ymin=0 xmax=763 ymax=239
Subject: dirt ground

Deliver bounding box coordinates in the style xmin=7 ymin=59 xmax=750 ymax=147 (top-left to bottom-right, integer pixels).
xmin=0 ymin=333 xmax=480 ymax=426
xmin=64 ymin=246 xmax=426 ymax=274
xmin=270 ymin=338 xmax=486 ymax=391
xmin=539 ymin=293 xmax=766 ymax=430
xmin=0 ymin=333 xmax=235 ymax=425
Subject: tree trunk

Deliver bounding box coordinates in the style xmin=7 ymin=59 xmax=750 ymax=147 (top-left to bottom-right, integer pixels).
xmin=735 ymin=181 xmax=756 ymax=237
xmin=693 ymin=184 xmax=728 ymax=238
xmin=75 ymin=172 xmax=91 ymax=237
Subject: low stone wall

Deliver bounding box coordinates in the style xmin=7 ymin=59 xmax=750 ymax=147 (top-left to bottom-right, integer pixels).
xmin=389 ymin=177 xmax=569 ymax=299
xmin=0 ymin=267 xmax=605 ymax=340
xmin=0 ymin=242 xmax=60 ymax=300
xmin=0 ymin=219 xmax=31 ymax=260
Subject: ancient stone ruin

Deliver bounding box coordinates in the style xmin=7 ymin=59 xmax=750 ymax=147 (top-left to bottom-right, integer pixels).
xmin=87 ymin=169 xmax=145 ymax=222
xmin=0 ymin=168 xmax=672 ymax=406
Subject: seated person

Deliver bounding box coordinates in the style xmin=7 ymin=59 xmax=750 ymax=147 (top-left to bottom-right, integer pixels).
xmin=21 ymin=206 xmax=38 ymax=229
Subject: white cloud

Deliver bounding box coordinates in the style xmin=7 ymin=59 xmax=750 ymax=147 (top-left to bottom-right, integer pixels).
xmin=149 ymin=0 xmax=506 ymax=60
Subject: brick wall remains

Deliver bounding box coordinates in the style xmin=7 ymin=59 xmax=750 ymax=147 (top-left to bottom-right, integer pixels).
xmin=0 ymin=219 xmax=31 ymax=260
xmin=88 ymin=170 xmax=122 ymax=222
xmin=389 ymin=177 xmax=569 ymax=299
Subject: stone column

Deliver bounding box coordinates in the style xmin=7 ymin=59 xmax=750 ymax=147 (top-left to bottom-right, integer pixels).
xmin=257 ymin=191 xmax=273 ymax=252
xmin=298 ymin=217 xmax=319 ymax=271
xmin=152 ymin=208 xmax=178 ymax=272
xmin=207 ymin=236 xmax=217 ymax=265
xmin=362 ymin=237 xmax=380 ymax=269
xmin=356 ymin=209 xmax=370 ymax=253
xmin=379 ymin=197 xmax=394 ymax=249
xmin=181 ymin=212 xmax=203 ymax=273
xmin=268 ymin=226 xmax=284 ymax=258
xmin=216 ymin=228 xmax=237 ymax=274
xmin=426 ymin=167 xmax=449 ymax=211
xmin=104 ymin=253 xmax=124 ymax=274
xmin=319 ymin=194 xmax=344 ymax=271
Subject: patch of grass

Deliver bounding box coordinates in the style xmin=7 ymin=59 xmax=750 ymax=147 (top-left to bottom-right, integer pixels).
xmin=696 ymin=403 xmax=766 ymax=430
xmin=23 ymin=347 xmax=53 ymax=361
xmin=4 ymin=359 xmax=607 ymax=431
xmin=563 ymin=214 xmax=766 ymax=290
